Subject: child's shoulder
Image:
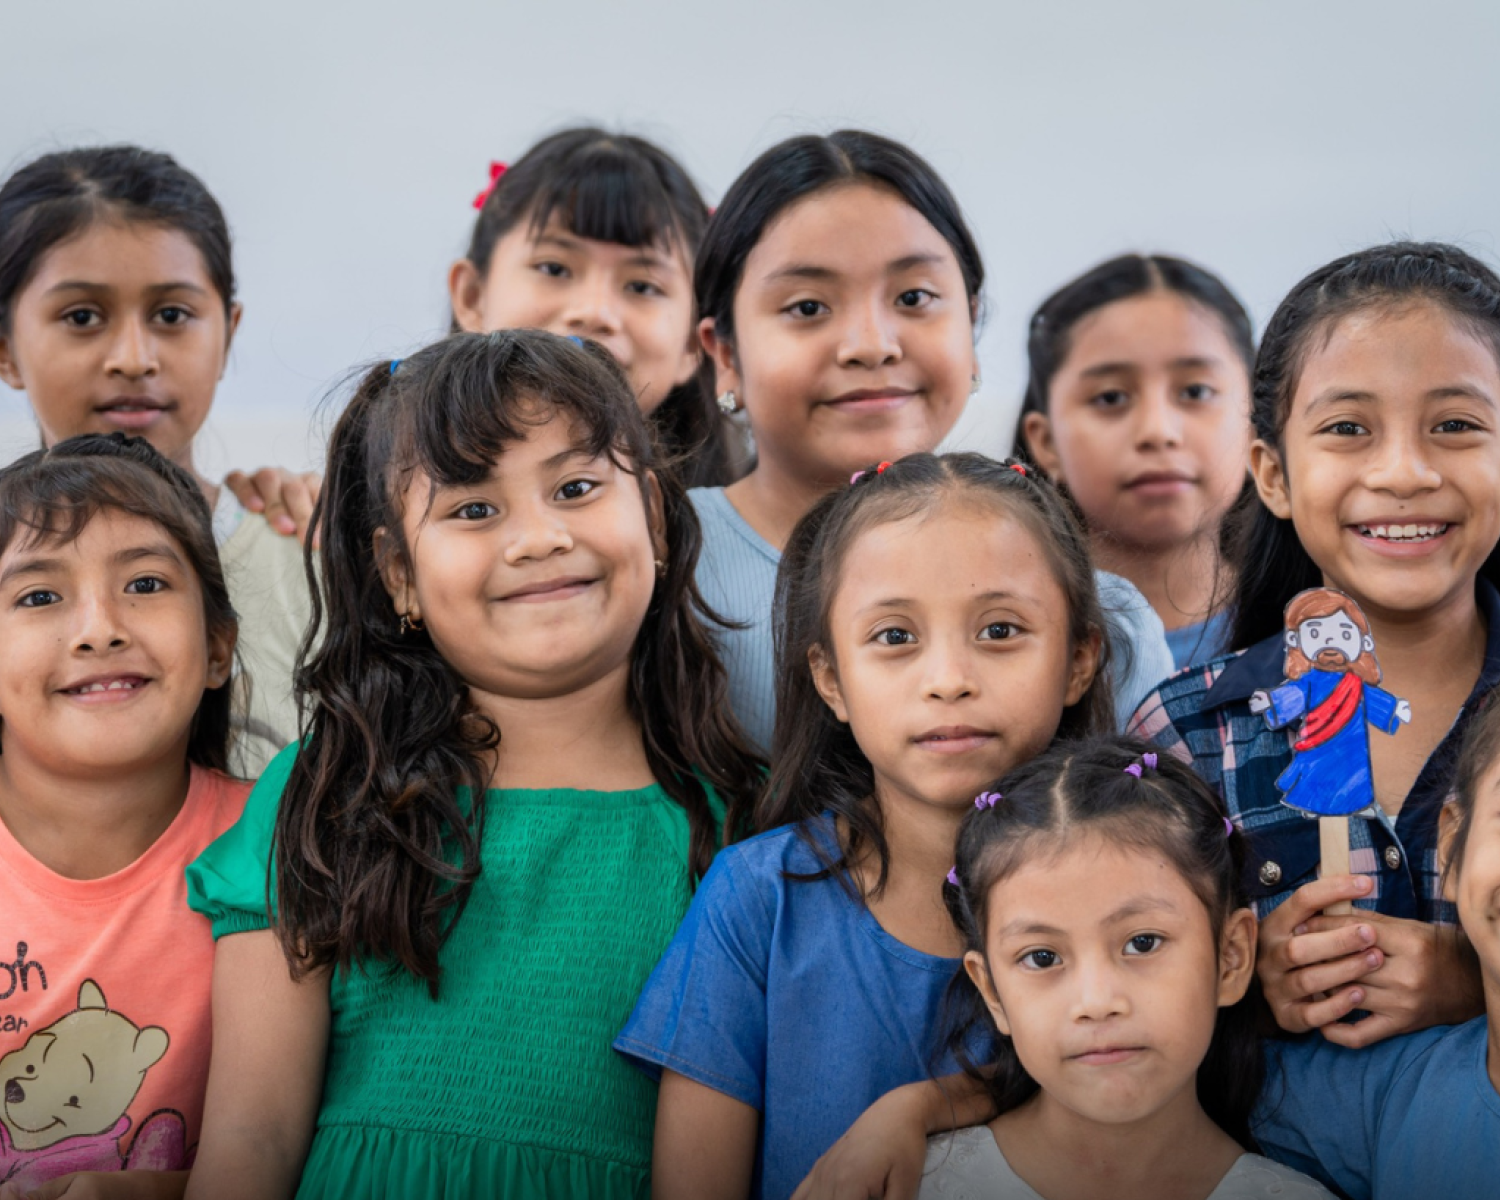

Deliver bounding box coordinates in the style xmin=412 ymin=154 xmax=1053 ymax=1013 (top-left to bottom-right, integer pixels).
xmin=188 ymin=765 xmax=254 ymax=837
xmin=717 ymin=817 xmax=835 ymax=877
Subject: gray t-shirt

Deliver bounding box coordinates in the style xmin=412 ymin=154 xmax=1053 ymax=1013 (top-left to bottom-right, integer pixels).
xmin=689 ymin=487 xmax=1175 ymax=750
xmin=920 ymin=1127 xmax=1335 ymax=1199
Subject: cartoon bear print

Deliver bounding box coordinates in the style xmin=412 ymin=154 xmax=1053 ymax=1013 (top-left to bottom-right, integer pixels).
xmin=0 ymin=980 xmax=187 ymax=1186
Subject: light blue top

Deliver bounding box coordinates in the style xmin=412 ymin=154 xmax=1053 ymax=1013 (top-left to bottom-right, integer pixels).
xmin=690 ymin=486 xmax=1176 ymax=745
xmin=614 ymin=817 xmax=972 ymax=1200
xmin=1253 ymin=1017 xmax=1500 ymax=1200
xmin=1164 ymin=608 xmax=1234 ymax=671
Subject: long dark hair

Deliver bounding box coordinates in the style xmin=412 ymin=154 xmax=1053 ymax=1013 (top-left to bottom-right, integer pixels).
xmin=943 ymin=735 xmax=1265 ymax=1148
xmin=696 ymin=129 xmax=985 ymax=352
xmin=749 ymin=452 xmax=1112 ymax=891
xmin=1013 ymin=252 xmax=1254 ymax=462
xmin=459 ymin=126 xmax=739 ymax=489
xmin=0 ymin=145 xmax=234 ymax=333
xmin=1229 ymin=241 xmax=1500 ymax=650
xmin=0 ymin=433 xmax=236 ymax=771
xmin=276 ymin=329 xmax=762 ymax=992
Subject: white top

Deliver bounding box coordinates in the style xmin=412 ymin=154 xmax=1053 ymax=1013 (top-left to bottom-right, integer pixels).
xmin=921 ymin=1127 xmax=1335 ymax=1199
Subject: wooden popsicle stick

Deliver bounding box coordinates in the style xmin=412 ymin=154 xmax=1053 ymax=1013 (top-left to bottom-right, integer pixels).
xmin=1320 ymin=816 xmax=1354 ymax=915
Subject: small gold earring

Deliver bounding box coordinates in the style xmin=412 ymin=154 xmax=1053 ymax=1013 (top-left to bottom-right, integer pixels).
xmin=654 ymin=558 xmax=667 ymax=576
xmin=399 ymin=612 xmax=425 ymax=635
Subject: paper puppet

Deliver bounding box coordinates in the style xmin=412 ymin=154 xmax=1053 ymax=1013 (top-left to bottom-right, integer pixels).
xmin=1249 ymin=587 xmax=1411 ymax=818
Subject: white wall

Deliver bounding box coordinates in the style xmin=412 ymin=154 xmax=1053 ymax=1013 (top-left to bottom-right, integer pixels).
xmin=5 ymin=0 xmax=1498 ymax=476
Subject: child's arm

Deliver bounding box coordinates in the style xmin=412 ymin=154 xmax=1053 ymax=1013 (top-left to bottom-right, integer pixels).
xmin=223 ymin=468 xmax=322 ymax=544
xmin=791 ymin=1074 xmax=994 ymax=1200
xmin=1258 ymin=874 xmax=1483 ymax=1047
xmin=652 ymin=1070 xmax=758 ymax=1200
xmin=185 ymin=930 xmax=330 ymax=1200
xmin=0 ymin=1172 xmax=187 ymax=1199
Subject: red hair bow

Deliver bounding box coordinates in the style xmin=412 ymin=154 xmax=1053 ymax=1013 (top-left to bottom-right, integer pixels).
xmin=473 ymin=161 xmax=509 ymax=210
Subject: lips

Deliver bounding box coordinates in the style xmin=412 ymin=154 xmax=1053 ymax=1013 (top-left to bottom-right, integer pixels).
xmin=1069 ymin=1046 xmax=1146 ymax=1066
xmin=94 ymin=398 xmax=172 ymax=431
xmin=820 ymin=388 xmax=918 ymax=413
xmin=1123 ymin=470 xmax=1196 ymax=495
xmin=913 ymin=726 xmax=995 ymax=753
xmin=59 ymin=674 xmax=149 ymax=701
xmin=499 ymin=576 xmax=597 ymax=603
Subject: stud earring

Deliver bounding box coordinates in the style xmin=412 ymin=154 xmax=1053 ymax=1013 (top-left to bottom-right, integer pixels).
xmin=654 ymin=558 xmax=667 ymax=576
xmin=399 ymin=612 xmax=425 ymax=635
xmin=969 ymin=373 xmax=982 ymax=398
xmin=716 ymin=390 xmax=738 ymax=415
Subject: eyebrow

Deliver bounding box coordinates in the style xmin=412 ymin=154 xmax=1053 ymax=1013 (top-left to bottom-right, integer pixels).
xmin=1304 ymin=385 xmax=1499 ymax=417
xmin=42 ymin=280 xmax=210 ymax=299
xmin=763 ymin=252 xmax=949 ymax=287
xmin=854 ymin=589 xmax=1030 ymax=616
xmin=533 ymin=233 xmax=671 ymax=270
xmin=0 ymin=541 xmax=184 ymax=587
xmin=992 ymin=896 xmax=1181 ymax=941
xmin=1078 ymin=356 xmax=1224 ymax=379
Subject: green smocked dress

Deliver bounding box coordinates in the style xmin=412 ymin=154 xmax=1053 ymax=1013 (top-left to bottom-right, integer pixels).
xmin=186 ymin=744 xmax=711 ymax=1199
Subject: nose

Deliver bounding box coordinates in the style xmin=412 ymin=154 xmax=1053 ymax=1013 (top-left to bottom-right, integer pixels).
xmin=72 ymin=590 xmax=129 ymax=655
xmin=921 ymin=636 xmax=977 ymax=702
xmin=103 ymin=314 xmax=159 ymax=380
xmin=835 ymin=298 xmax=902 ymax=370
xmin=1131 ymin=386 xmax=1184 ymax=450
xmin=560 ymin=274 xmax=623 ymax=339
xmin=1070 ymin=953 xmax=1130 ymax=1023
xmin=1363 ymin=426 xmax=1442 ymax=497
xmin=501 ymin=501 xmax=574 ymax=565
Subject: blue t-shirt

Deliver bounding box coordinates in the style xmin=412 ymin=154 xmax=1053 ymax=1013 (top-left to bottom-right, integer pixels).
xmin=1164 ymin=609 xmax=1233 ymax=671
xmin=614 ymin=818 xmax=967 ymax=1200
xmin=690 ymin=486 xmax=1174 ymax=744
xmin=1253 ymin=1018 xmax=1500 ymax=1200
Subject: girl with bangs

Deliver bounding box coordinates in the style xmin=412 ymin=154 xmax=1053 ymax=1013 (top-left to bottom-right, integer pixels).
xmin=449 ymin=127 xmax=744 ymax=489
xmin=184 ymin=330 xmax=761 ymax=1200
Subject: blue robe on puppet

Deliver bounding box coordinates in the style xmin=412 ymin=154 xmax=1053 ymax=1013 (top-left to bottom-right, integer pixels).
xmin=1251 ymin=587 xmax=1410 ymax=819
xmin=1260 ymin=671 xmax=1403 ymax=816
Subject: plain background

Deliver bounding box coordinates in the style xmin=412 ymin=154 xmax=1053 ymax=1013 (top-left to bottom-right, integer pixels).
xmin=4 ymin=0 xmax=1498 ymax=476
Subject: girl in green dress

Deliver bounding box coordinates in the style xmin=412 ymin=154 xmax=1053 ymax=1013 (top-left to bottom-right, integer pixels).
xmin=182 ymin=329 xmax=763 ymax=1200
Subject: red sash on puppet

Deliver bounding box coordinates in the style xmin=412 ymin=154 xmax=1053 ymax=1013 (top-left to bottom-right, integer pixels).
xmin=1294 ymin=673 xmax=1364 ymax=752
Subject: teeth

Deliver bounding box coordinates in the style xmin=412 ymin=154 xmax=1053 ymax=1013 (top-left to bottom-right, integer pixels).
xmin=75 ymin=680 xmax=140 ymax=694
xmin=1360 ymin=523 xmax=1448 ymax=541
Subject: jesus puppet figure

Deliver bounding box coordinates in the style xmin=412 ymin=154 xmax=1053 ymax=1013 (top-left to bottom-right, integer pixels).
xmin=1248 ymin=587 xmax=1411 ymax=818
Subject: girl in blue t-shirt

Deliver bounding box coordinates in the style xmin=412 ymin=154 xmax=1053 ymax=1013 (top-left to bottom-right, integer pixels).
xmin=1253 ymin=692 xmax=1500 ymax=1200
xmin=616 ymin=452 xmax=1113 ymax=1200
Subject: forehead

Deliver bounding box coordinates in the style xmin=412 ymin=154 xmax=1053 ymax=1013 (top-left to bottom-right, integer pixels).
xmin=743 ymin=182 xmax=963 ymax=285
xmin=24 ymin=219 xmax=213 ymax=296
xmin=1292 ymin=301 xmax=1500 ymax=410
xmin=831 ymin=494 xmax=1063 ymax=610
xmin=518 ymin=215 xmax=688 ymax=272
xmin=1059 ymin=291 xmax=1242 ymax=373
xmin=0 ymin=504 xmax=183 ymax=564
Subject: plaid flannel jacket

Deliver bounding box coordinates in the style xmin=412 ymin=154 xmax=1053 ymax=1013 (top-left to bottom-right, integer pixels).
xmin=1127 ymin=580 xmax=1500 ymax=923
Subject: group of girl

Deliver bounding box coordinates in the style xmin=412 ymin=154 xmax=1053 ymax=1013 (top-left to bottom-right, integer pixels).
xmin=0 ymin=122 xmax=1494 ymax=1200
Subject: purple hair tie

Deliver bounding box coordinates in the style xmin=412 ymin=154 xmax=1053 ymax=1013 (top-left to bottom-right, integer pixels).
xmin=850 ymin=470 xmax=867 ymax=485
xmin=1143 ymin=752 xmax=1158 ymax=769
xmin=974 ymin=791 xmax=1001 ymax=810
xmin=1125 ymin=752 xmax=1159 ymax=778
xmin=946 ymin=867 xmax=960 ymax=887
xmin=1223 ymin=817 xmax=1235 ymax=838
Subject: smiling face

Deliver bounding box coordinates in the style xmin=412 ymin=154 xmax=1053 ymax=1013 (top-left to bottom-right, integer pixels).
xmin=1448 ymin=755 xmax=1500 ymax=1008
xmin=1024 ymin=291 xmax=1251 ymax=553
xmin=381 ymin=408 xmax=663 ymax=707
xmin=707 ymin=183 xmax=977 ymax=492
xmin=1251 ymin=302 xmax=1500 ymax=624
xmin=0 ymin=220 xmax=239 ymax=474
xmin=450 ymin=218 xmax=699 ymax=414
xmin=810 ymin=494 xmax=1097 ymax=815
xmin=0 ymin=508 xmax=232 ymax=780
xmin=968 ymin=835 xmax=1255 ymax=1129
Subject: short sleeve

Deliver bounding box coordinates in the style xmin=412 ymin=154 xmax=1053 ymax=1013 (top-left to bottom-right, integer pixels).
xmin=186 ymin=741 xmax=298 ymax=939
xmin=1252 ymin=1033 xmax=1430 ymax=1200
xmin=612 ymin=844 xmax=775 ymax=1111
xmin=1096 ymin=570 xmax=1176 ymax=729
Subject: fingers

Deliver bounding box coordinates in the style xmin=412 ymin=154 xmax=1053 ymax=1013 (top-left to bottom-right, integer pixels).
xmin=1285 ymin=947 xmax=1384 ymax=999
xmin=223 ymin=469 xmax=263 ymax=512
xmin=1320 ymin=1010 xmax=1401 ymax=1050
xmin=253 ymin=467 xmax=301 ymax=539
xmin=1297 ymin=985 xmax=1368 ymax=1030
xmin=1263 ymin=875 xmax=1374 ymax=935
xmin=1282 ymin=922 xmax=1377 ymax=967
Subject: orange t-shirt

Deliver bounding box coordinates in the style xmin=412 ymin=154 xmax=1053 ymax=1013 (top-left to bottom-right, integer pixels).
xmin=0 ymin=767 xmax=250 ymax=1188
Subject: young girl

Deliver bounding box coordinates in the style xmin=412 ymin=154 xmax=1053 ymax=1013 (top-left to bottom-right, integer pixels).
xmin=690 ymin=132 xmax=1170 ymax=747
xmin=448 ymin=126 xmax=743 ymax=488
xmin=0 ymin=433 xmax=247 ymax=1198
xmin=615 ymin=452 xmax=1111 ymax=1200
xmin=1130 ymin=241 xmax=1500 ymax=1048
xmin=1015 ymin=255 xmax=1255 ymax=669
xmin=183 ymin=330 xmax=761 ymax=1199
xmin=1253 ymin=694 xmax=1500 ymax=1199
xmin=925 ymin=735 xmax=1332 ymax=1199
xmin=0 ymin=145 xmax=313 ymax=774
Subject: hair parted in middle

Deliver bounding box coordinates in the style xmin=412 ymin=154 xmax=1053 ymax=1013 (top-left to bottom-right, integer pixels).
xmin=277 ymin=328 xmax=763 ymax=993
xmin=941 ymin=734 xmax=1265 ymax=1150
xmin=748 ymin=451 xmax=1113 ymax=891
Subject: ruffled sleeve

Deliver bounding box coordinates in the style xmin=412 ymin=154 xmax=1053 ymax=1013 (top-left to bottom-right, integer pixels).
xmin=186 ymin=741 xmax=298 ymax=938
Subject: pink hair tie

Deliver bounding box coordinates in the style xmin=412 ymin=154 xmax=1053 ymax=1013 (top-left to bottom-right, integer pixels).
xmin=473 ymin=161 xmax=509 ymax=210
xmin=850 ymin=470 xmax=867 ymax=485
